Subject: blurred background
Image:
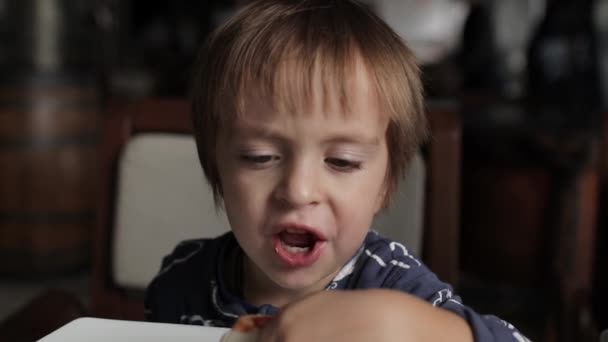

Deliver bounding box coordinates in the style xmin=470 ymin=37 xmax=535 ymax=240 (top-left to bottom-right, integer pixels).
xmin=0 ymin=0 xmax=607 ymax=341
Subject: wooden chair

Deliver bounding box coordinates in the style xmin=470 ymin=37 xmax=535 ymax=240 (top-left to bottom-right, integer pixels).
xmin=90 ymin=97 xmax=462 ymax=320
xmin=0 ymin=290 xmax=85 ymax=342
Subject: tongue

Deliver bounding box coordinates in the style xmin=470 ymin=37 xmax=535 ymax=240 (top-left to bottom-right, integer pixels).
xmin=279 ymin=231 xmax=315 ymax=248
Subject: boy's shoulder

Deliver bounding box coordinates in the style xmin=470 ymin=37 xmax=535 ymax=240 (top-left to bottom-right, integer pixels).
xmin=351 ymin=232 xmax=466 ymax=312
xmin=334 ymin=231 xmax=432 ymax=290
xmin=145 ymin=232 xmax=237 ymax=325
xmin=153 ymin=232 xmax=234 ymax=287
xmin=361 ymin=230 xmax=424 ymax=269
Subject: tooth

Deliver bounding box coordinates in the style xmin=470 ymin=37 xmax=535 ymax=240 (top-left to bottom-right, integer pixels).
xmin=280 ymin=240 xmax=310 ymax=254
xmin=285 ymin=228 xmax=307 ymax=234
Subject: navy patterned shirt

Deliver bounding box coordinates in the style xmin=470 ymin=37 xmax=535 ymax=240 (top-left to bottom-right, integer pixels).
xmin=145 ymin=231 xmax=529 ymax=341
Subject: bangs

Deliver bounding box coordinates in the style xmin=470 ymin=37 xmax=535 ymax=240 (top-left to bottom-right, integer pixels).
xmin=217 ymin=0 xmax=405 ymax=122
xmin=239 ymin=42 xmax=362 ymax=119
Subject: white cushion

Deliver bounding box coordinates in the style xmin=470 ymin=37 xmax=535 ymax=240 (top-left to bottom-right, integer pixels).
xmin=373 ymin=153 xmax=425 ymax=256
xmin=112 ymin=134 xmax=230 ymax=289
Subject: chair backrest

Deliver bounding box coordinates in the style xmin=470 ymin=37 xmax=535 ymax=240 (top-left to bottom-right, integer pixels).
xmin=92 ymin=99 xmax=197 ymax=320
xmin=111 ymin=134 xmax=231 ymax=290
xmin=91 ymin=98 xmax=461 ymax=320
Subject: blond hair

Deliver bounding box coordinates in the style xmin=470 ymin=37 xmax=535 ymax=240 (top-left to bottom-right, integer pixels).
xmin=192 ymin=0 xmax=427 ymax=207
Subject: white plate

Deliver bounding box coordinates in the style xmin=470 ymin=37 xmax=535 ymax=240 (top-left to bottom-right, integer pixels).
xmin=38 ymin=317 xmax=229 ymax=342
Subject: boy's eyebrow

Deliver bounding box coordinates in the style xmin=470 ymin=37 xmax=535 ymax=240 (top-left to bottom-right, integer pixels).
xmin=322 ymin=134 xmax=382 ymax=146
xmin=233 ymin=123 xmax=382 ymax=147
xmin=231 ymin=124 xmax=286 ymax=142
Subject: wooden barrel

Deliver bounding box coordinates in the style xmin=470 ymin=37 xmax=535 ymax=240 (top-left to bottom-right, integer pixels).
xmin=0 ymin=81 xmax=99 ymax=276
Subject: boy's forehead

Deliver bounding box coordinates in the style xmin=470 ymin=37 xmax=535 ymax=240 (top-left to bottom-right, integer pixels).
xmin=225 ymin=90 xmax=388 ymax=147
xmin=235 ymin=91 xmax=379 ymax=125
xmin=236 ymin=56 xmax=382 ymax=121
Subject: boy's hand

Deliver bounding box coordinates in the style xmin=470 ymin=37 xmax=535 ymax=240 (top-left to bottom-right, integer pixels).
xmin=258 ymin=289 xmax=473 ymax=342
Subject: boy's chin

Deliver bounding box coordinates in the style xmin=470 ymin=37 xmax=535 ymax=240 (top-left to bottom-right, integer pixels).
xmin=265 ymin=266 xmax=337 ymax=293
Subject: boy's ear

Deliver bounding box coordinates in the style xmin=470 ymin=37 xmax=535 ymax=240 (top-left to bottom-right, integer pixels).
xmin=373 ymin=184 xmax=388 ymax=214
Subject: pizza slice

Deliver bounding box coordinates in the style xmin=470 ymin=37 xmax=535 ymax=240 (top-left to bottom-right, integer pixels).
xmin=220 ymin=315 xmax=273 ymax=342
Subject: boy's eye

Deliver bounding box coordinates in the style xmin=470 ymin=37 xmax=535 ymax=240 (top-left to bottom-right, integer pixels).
xmin=325 ymin=158 xmax=362 ymax=171
xmin=240 ymin=154 xmax=278 ymax=164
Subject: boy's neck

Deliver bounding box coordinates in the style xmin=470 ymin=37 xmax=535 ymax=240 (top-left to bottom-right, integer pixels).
xmin=241 ymin=255 xmax=337 ymax=308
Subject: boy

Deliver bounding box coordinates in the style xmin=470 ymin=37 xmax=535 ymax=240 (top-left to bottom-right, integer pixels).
xmin=145 ymin=1 xmax=529 ymax=341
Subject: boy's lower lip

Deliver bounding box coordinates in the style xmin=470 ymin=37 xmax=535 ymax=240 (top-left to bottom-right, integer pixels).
xmin=272 ymin=236 xmax=325 ymax=267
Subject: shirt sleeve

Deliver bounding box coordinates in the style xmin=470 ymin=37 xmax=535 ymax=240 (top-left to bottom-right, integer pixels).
xmin=397 ymin=270 xmax=530 ymax=342
xmin=358 ymin=235 xmax=530 ymax=342
xmin=382 ymin=254 xmax=530 ymax=341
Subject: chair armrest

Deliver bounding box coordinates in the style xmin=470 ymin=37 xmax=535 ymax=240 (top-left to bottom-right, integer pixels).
xmin=423 ymin=101 xmax=462 ymax=287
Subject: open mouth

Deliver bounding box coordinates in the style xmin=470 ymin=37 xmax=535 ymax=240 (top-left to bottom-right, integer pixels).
xmin=273 ymin=226 xmax=326 ymax=267
xmin=279 ymin=228 xmax=318 ymax=253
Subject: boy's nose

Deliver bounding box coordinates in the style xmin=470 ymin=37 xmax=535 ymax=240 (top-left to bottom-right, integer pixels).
xmin=273 ymin=160 xmax=321 ymax=208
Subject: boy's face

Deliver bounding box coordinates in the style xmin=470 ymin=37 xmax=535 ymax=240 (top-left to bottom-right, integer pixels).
xmin=216 ymin=66 xmax=389 ymax=304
